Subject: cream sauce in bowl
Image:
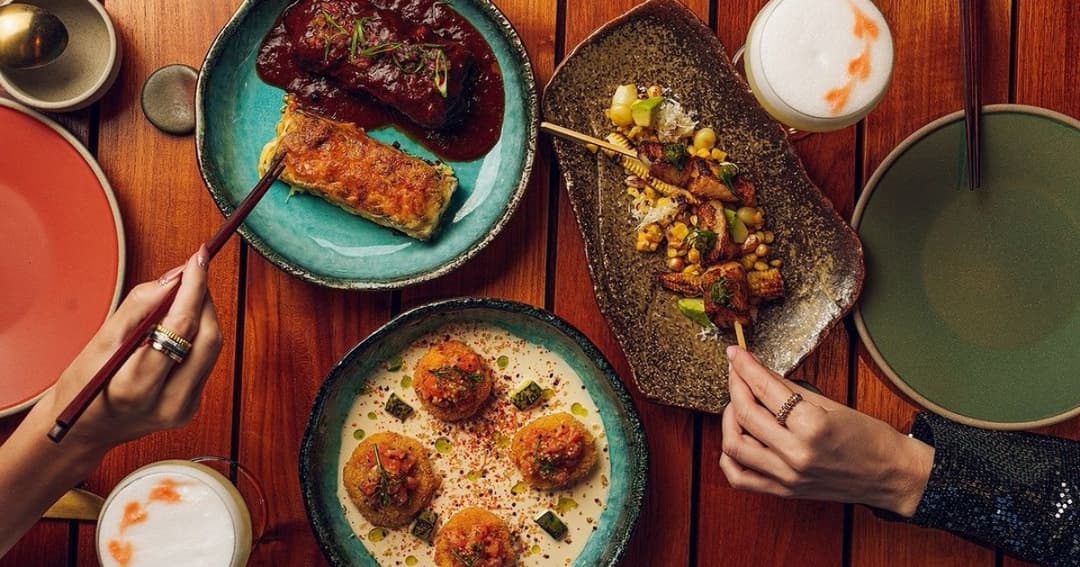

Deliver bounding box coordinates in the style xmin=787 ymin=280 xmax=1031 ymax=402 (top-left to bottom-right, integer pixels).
xmin=337 ymin=322 xmax=610 ymax=565
xmin=301 ymin=299 xmax=647 ymax=567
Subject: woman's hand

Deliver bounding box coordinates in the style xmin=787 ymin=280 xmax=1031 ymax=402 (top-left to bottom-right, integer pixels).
xmin=719 ymin=346 xmax=934 ymax=517
xmin=43 ymin=245 xmax=223 ymax=451
xmin=0 ymin=246 xmax=223 ymax=556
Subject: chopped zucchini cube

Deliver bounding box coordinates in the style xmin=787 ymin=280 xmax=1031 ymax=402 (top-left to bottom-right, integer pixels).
xmin=535 ymin=510 xmax=568 ymax=541
xmin=384 ymin=393 xmax=414 ymax=421
xmin=411 ymin=509 xmax=437 ymax=543
xmin=510 ymin=380 xmax=544 ymax=410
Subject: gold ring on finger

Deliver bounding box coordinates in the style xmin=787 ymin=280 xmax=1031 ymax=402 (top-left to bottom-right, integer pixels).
xmin=152 ymin=324 xmax=193 ymax=350
xmin=775 ymin=392 xmax=803 ymax=427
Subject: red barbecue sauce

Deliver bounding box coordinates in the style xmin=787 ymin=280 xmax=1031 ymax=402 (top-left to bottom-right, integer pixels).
xmin=256 ymin=0 xmax=505 ymax=161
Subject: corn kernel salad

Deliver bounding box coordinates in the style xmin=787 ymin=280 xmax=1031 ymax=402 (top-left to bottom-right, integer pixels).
xmin=597 ymin=83 xmax=785 ymax=333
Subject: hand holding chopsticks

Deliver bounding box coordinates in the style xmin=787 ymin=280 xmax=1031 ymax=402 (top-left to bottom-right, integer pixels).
xmin=47 ymin=151 xmax=287 ymax=443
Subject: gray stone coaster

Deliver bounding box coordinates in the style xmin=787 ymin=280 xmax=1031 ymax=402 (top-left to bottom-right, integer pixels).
xmin=140 ymin=63 xmax=197 ymax=135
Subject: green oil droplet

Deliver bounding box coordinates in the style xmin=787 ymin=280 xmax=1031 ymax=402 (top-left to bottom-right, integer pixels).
xmin=367 ymin=411 xmax=377 ymax=420
xmin=434 ymin=437 xmax=452 ymax=454
xmin=367 ymin=527 xmax=387 ymax=542
xmin=511 ymin=481 xmax=528 ymax=494
xmin=496 ymin=355 xmax=509 ymax=369
xmin=529 ymin=544 xmax=541 ymax=556
xmin=556 ymin=496 xmax=579 ymax=514
xmin=541 ymin=388 xmax=555 ymax=401
xmin=571 ymin=402 xmax=588 ymax=417
xmin=405 ymin=557 xmax=418 ymax=566
xmin=400 ymin=375 xmax=413 ymax=388
xmin=386 ymin=356 xmax=404 ymax=371
xmin=465 ymin=470 xmax=481 ymax=481
xmin=494 ymin=433 xmax=511 ymax=449
xmin=352 ymin=429 xmax=365 ymax=440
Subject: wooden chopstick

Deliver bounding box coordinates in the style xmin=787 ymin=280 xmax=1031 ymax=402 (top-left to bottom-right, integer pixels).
xmin=960 ymin=0 xmax=981 ymax=190
xmin=47 ymin=151 xmax=288 ymax=443
xmin=541 ymin=121 xmax=637 ymax=159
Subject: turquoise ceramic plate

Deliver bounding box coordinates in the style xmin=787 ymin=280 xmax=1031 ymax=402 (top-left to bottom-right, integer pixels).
xmin=299 ymin=298 xmax=648 ymax=566
xmin=196 ymin=0 xmax=538 ymax=289
xmin=854 ymin=105 xmax=1080 ymax=430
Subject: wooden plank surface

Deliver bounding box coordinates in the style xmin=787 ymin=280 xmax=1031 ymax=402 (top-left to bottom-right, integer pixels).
xmin=698 ymin=3 xmax=854 ymax=565
xmin=70 ymin=1 xmax=247 ymax=563
xmin=2 ymin=0 xmax=1077 ymax=565
xmin=554 ymin=2 xmax=709 ymax=566
xmin=851 ymin=1 xmax=1012 ymax=566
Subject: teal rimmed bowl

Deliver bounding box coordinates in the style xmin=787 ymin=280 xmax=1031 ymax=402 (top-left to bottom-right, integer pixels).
xmin=299 ymin=298 xmax=648 ymax=566
xmin=196 ymin=0 xmax=538 ymax=289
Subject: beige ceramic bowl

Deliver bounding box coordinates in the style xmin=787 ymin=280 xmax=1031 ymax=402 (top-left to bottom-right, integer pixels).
xmin=0 ymin=0 xmax=121 ymax=112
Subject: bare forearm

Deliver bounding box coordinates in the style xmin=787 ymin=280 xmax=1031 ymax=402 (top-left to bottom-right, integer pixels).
xmin=0 ymin=393 xmax=105 ymax=556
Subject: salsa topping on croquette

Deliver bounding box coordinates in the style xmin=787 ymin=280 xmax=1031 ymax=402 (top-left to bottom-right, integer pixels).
xmin=445 ymin=524 xmax=513 ymax=567
xmin=420 ymin=364 xmax=485 ymax=408
xmin=523 ymin=423 xmax=589 ymax=485
xmin=362 ymin=444 xmax=422 ymax=510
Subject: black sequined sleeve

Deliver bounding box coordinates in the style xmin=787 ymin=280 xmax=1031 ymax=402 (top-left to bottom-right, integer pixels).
xmin=908 ymin=412 xmax=1080 ymax=566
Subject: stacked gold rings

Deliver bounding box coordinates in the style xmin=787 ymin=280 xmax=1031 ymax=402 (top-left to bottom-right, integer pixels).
xmin=148 ymin=325 xmax=192 ymax=364
xmin=775 ymin=392 xmax=803 ymax=427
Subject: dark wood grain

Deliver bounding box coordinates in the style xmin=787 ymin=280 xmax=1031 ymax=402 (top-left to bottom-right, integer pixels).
xmin=697 ymin=2 xmax=854 ymax=565
xmin=555 ymin=2 xmax=709 ymax=566
xmin=851 ymin=1 xmax=1012 ymax=565
xmin=238 ymin=257 xmax=390 ymax=566
xmin=3 ymin=0 xmax=1076 ymax=565
xmin=69 ymin=0 xmax=246 ymax=564
xmin=1005 ymin=0 xmax=1080 ymax=562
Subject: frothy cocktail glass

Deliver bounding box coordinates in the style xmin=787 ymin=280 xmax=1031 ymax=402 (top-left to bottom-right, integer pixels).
xmin=743 ymin=0 xmax=894 ymax=132
xmin=96 ymin=460 xmax=254 ymax=567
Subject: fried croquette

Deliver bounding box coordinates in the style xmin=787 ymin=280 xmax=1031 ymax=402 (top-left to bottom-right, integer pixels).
xmin=413 ymin=340 xmax=494 ymax=421
xmin=434 ymin=507 xmax=516 ymax=567
xmin=343 ymin=432 xmax=439 ymax=527
xmin=510 ymin=413 xmax=597 ymax=490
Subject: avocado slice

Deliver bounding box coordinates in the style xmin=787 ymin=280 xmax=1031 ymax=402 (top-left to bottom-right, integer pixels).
xmin=630 ymin=96 xmax=665 ymax=127
xmin=678 ymin=297 xmax=714 ymax=328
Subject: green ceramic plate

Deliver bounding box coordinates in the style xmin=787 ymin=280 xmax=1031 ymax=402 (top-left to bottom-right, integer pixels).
xmin=196 ymin=0 xmax=537 ymax=289
xmin=854 ymin=105 xmax=1080 ymax=430
xmin=299 ymin=298 xmax=648 ymax=566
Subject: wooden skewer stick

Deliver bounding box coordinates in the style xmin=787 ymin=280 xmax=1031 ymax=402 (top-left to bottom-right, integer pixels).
xmin=542 ymin=120 xmax=748 ymax=349
xmin=733 ymin=321 xmax=747 ymax=349
xmin=541 ymin=121 xmax=637 ymax=159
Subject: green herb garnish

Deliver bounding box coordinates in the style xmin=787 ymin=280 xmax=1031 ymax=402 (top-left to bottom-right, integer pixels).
xmin=708 ymin=277 xmax=733 ymax=308
xmin=371 ymin=443 xmax=395 ymax=508
xmin=386 ymin=356 xmax=404 ymax=371
xmin=718 ymin=161 xmax=739 ymax=190
xmin=322 ymin=10 xmax=347 ymax=33
xmin=662 ymin=143 xmax=689 ymax=169
xmin=430 ymin=365 xmax=483 ymax=384
xmin=432 ymin=48 xmax=449 ymax=98
xmin=687 ymin=228 xmax=717 ymax=252
xmin=534 ymin=436 xmax=558 ymax=477
xmin=449 ymin=548 xmax=477 ymax=567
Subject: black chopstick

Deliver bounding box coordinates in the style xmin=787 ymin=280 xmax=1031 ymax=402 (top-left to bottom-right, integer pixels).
xmin=48 ymin=151 xmax=288 ymax=443
xmin=960 ymin=0 xmax=981 ymax=190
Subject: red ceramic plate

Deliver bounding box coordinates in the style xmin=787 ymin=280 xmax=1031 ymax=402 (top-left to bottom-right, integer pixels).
xmin=0 ymin=99 xmax=124 ymax=416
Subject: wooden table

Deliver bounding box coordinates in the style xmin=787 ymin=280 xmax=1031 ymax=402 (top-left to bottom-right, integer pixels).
xmin=2 ymin=0 xmax=1076 ymax=565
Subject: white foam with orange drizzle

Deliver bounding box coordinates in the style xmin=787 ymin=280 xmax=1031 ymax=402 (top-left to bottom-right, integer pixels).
xmin=96 ymin=462 xmax=251 ymax=567
xmin=745 ymin=0 xmax=893 ymax=131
